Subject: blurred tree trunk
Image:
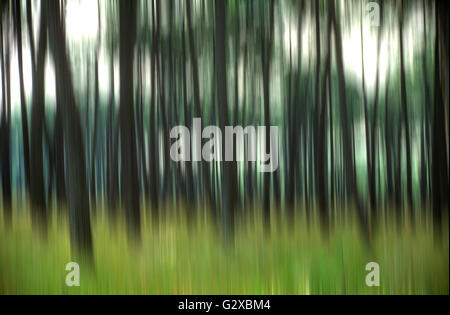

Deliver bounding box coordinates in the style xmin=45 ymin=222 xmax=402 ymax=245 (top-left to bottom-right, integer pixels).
xmin=54 ymin=102 xmax=66 ymax=205
xmin=136 ymin=47 xmax=148 ymax=196
xmin=233 ymin=7 xmax=240 ymax=209
xmin=394 ymin=124 xmax=402 ymax=210
xmin=420 ymin=0 xmax=431 ymax=205
xmin=29 ymin=6 xmax=47 ymax=227
xmin=399 ymin=0 xmax=413 ymax=212
xmin=0 ymin=14 xmax=11 ymax=224
xmin=215 ymin=0 xmax=236 ymax=238
xmin=328 ymin=74 xmax=335 ymax=215
xmin=329 ymin=0 xmax=368 ymax=239
xmin=119 ymin=0 xmax=141 ymax=240
xmin=384 ymin=67 xmax=393 ymax=205
xmin=286 ymin=1 xmax=304 ymax=214
xmin=361 ymin=1 xmax=383 ymax=218
xmin=261 ymin=0 xmax=275 ymax=231
xmin=155 ymin=0 xmax=170 ymax=202
xmin=148 ymin=0 xmax=159 ymax=216
xmin=318 ymin=8 xmax=332 ymax=230
xmin=14 ymin=2 xmax=31 ymax=192
xmin=432 ymin=0 xmax=449 ymax=234
xmin=360 ymin=5 xmax=373 ymax=213
xmin=186 ymin=0 xmax=213 ymax=207
xmin=181 ymin=18 xmax=194 ymax=204
xmin=107 ymin=38 xmax=119 ymax=215
xmin=47 ymin=0 xmax=93 ymax=259
xmin=313 ymin=0 xmax=330 ymax=229
xmin=90 ymin=53 xmax=99 ymax=200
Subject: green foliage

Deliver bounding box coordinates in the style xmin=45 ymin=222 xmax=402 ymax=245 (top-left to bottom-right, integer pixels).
xmin=1 ymin=206 xmax=447 ymax=294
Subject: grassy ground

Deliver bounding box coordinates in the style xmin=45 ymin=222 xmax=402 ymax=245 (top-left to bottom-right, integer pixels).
xmin=0 ymin=204 xmax=448 ymax=294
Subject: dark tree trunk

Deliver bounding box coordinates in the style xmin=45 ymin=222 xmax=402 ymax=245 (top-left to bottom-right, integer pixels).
xmin=119 ymin=0 xmax=141 ymax=240
xmin=148 ymin=0 xmax=159 ymax=215
xmin=420 ymin=0 xmax=431 ymax=205
xmin=384 ymin=67 xmax=393 ymax=205
xmin=54 ymin=102 xmax=66 ymax=205
xmin=432 ymin=0 xmax=449 ymax=234
xmin=47 ymin=0 xmax=93 ymax=259
xmin=313 ymin=0 xmax=331 ymax=229
xmin=215 ymin=0 xmax=236 ymax=238
xmin=14 ymin=2 xmax=31 ymax=192
xmin=90 ymin=54 xmax=99 ymax=200
xmin=186 ymin=0 xmax=213 ymax=207
xmin=399 ymin=0 xmax=413 ymax=212
xmin=181 ymin=19 xmax=194 ymax=204
xmin=107 ymin=39 xmax=119 ymax=215
xmin=155 ymin=0 xmax=170 ymax=202
xmin=261 ymin=0 xmax=275 ymax=231
xmin=29 ymin=6 xmax=47 ymax=227
xmin=328 ymin=74 xmax=335 ymax=213
xmin=0 ymin=17 xmax=11 ymax=225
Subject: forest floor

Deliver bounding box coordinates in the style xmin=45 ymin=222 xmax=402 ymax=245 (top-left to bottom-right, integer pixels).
xmin=0 ymin=204 xmax=448 ymax=294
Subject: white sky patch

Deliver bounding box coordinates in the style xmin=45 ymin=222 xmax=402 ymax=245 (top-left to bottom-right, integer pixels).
xmin=66 ymin=0 xmax=99 ymax=42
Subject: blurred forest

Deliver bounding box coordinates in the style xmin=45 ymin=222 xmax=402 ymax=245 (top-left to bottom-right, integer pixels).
xmin=0 ymin=0 xmax=448 ymax=294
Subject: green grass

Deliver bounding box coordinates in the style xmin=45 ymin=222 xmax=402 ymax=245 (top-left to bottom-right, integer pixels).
xmin=0 ymin=204 xmax=448 ymax=294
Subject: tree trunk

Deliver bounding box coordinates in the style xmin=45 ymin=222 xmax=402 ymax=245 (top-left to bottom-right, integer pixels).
xmin=14 ymin=2 xmax=31 ymax=192
xmin=261 ymin=0 xmax=275 ymax=231
xmin=47 ymin=0 xmax=93 ymax=259
xmin=148 ymin=0 xmax=159 ymax=215
xmin=29 ymin=6 xmax=47 ymax=227
xmin=329 ymin=0 xmax=368 ymax=239
xmin=0 ymin=17 xmax=11 ymax=225
xmin=186 ymin=0 xmax=213 ymax=207
xmin=90 ymin=54 xmax=99 ymax=200
xmin=432 ymin=0 xmax=449 ymax=234
xmin=215 ymin=0 xmax=236 ymax=238
xmin=399 ymin=0 xmax=413 ymax=211
xmin=119 ymin=0 xmax=141 ymax=240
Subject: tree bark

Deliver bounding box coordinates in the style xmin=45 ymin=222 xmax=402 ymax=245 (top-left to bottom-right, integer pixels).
xmin=47 ymin=0 xmax=93 ymax=259
xmin=399 ymin=0 xmax=413 ymax=211
xmin=14 ymin=2 xmax=31 ymax=192
xmin=119 ymin=0 xmax=141 ymax=240
xmin=29 ymin=6 xmax=47 ymax=227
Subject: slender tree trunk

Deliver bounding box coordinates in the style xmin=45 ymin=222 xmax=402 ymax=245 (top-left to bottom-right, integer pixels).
xmin=107 ymin=39 xmax=119 ymax=215
xmin=14 ymin=2 xmax=31 ymax=192
xmin=90 ymin=54 xmax=99 ymax=200
xmin=261 ymin=0 xmax=275 ymax=231
xmin=328 ymin=74 xmax=335 ymax=214
xmin=29 ymin=6 xmax=47 ymax=227
xmin=119 ymin=0 xmax=141 ymax=240
xmin=186 ymin=0 xmax=213 ymax=207
xmin=148 ymin=0 xmax=159 ymax=215
xmin=360 ymin=5 xmax=372 ymax=213
xmin=432 ymin=0 xmax=449 ymax=234
xmin=421 ymin=0 xmax=431 ymax=205
xmin=54 ymin=102 xmax=66 ymax=205
xmin=215 ymin=0 xmax=236 ymax=238
xmin=0 ymin=17 xmax=11 ymax=225
xmin=384 ymin=67 xmax=393 ymax=205
xmin=399 ymin=0 xmax=413 ymax=211
xmin=314 ymin=0 xmax=331 ymax=229
xmin=181 ymin=19 xmax=194 ymax=204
